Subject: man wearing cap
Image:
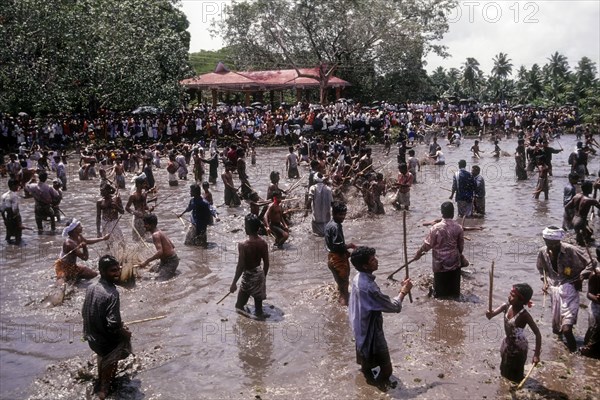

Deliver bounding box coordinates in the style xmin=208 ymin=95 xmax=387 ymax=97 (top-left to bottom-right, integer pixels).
xmin=536 ymin=226 xmax=595 ymax=351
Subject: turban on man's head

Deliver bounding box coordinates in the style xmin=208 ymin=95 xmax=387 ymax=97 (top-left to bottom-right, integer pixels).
xmin=542 ymin=226 xmax=565 ymax=241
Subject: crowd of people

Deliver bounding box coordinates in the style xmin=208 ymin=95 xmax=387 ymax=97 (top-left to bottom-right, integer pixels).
xmin=1 ymin=108 xmax=600 ymax=397
xmin=0 ymin=100 xmax=585 ymax=153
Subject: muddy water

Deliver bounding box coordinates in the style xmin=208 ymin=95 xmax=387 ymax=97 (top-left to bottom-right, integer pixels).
xmin=1 ymin=135 xmax=599 ymax=399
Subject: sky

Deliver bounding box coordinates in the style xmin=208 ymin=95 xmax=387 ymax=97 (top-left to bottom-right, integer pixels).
xmin=180 ymin=0 xmax=600 ymax=76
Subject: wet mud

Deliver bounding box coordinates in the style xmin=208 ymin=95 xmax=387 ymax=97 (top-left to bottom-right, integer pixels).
xmin=1 ymin=135 xmax=599 ymax=399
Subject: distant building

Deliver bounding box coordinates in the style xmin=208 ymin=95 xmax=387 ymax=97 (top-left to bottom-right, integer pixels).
xmin=180 ymin=62 xmax=350 ymax=106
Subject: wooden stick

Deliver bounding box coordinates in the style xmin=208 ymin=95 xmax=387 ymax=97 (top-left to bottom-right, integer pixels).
xmin=216 ymin=291 xmax=231 ymax=305
xmin=153 ymin=192 xmax=176 ymax=208
xmin=174 ymin=212 xmax=187 ymax=227
xmin=402 ymin=210 xmax=413 ymax=302
xmin=127 ymin=315 xmax=166 ymax=325
xmin=542 ymin=269 xmax=548 ymax=308
xmin=387 ymin=258 xmax=417 ymax=281
xmin=515 ymin=363 xmax=537 ymax=390
xmin=286 ymin=178 xmax=304 ymax=194
xmin=488 ymin=261 xmax=495 ymax=313
xmin=108 ymin=213 xmax=124 ymax=236
xmin=129 ymin=218 xmax=152 ymax=250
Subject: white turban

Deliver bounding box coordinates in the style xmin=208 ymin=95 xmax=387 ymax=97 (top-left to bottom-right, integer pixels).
xmin=62 ymin=219 xmax=81 ymax=237
xmin=314 ymin=173 xmax=324 ymax=184
xmin=542 ymin=226 xmax=565 ymax=241
xmin=133 ymin=172 xmax=147 ymax=184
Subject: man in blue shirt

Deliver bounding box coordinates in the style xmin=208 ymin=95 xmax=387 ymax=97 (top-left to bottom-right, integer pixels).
xmin=348 ymin=246 xmax=412 ymax=389
xmin=450 ymin=159 xmax=475 ymax=218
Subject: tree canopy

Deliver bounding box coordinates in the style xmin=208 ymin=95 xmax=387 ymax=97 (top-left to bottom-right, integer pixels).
xmin=212 ymin=0 xmax=456 ymax=103
xmin=0 ymin=0 xmax=193 ymax=116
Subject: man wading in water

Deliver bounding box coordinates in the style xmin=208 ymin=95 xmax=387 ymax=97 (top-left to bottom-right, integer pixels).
xmin=82 ymin=255 xmax=132 ymax=399
xmin=136 ymin=213 xmax=179 ymax=280
xmin=230 ymin=213 xmax=270 ymax=318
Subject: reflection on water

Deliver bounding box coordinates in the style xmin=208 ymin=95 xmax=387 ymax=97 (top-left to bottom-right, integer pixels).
xmin=1 ymin=134 xmax=599 ymax=399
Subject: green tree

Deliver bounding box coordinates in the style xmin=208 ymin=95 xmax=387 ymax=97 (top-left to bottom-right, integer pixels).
xmin=524 ymin=64 xmax=543 ymax=102
xmin=0 ymin=0 xmax=192 ymax=115
xmin=460 ymin=57 xmax=482 ymax=97
xmin=491 ymin=52 xmax=513 ymax=102
xmin=213 ymin=0 xmax=456 ymax=104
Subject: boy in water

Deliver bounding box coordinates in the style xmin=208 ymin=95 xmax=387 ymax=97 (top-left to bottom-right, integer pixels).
xmin=407 ymin=149 xmax=420 ymax=184
xmin=264 ymin=194 xmax=289 ymax=249
xmin=136 ymin=213 xmax=179 ymax=280
xmin=230 ymin=214 xmax=270 ymax=318
xmin=486 ymin=283 xmax=541 ymax=382
xmin=349 ymin=246 xmax=412 ymax=389
xmin=393 ymin=163 xmax=413 ymax=211
xmin=325 ymin=201 xmax=356 ymax=305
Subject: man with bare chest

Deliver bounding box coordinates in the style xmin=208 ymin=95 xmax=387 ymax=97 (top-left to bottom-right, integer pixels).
xmin=136 ymin=213 xmax=179 ymax=280
xmin=114 ymin=159 xmax=126 ymax=189
xmin=230 ymin=214 xmax=270 ymax=317
xmin=264 ymin=194 xmax=289 ymax=249
xmin=125 ymin=175 xmax=154 ymax=241
xmin=566 ymin=180 xmax=600 ymax=245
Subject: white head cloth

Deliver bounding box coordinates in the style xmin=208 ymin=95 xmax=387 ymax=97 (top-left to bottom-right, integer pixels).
xmin=542 ymin=226 xmax=565 ymax=241
xmin=62 ymin=219 xmax=80 ymax=237
xmin=133 ymin=172 xmax=147 ymax=184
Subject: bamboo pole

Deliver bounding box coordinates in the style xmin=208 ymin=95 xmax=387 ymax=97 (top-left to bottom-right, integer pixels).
xmin=216 ymin=291 xmax=231 ymax=305
xmin=127 ymin=315 xmax=166 ymax=325
xmin=402 ymin=210 xmax=413 ymax=302
xmin=488 ymin=261 xmax=495 ymax=313
xmin=515 ymin=363 xmax=537 ymax=390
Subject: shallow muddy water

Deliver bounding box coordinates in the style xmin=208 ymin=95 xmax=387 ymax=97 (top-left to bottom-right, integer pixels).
xmin=1 ymin=134 xmax=599 ymax=399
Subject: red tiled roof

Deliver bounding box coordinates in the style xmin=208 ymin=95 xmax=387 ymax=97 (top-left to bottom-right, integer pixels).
xmin=181 ymin=65 xmax=350 ymax=90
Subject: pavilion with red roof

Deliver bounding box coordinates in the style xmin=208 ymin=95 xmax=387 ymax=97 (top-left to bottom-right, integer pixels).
xmin=180 ymin=62 xmax=350 ymax=106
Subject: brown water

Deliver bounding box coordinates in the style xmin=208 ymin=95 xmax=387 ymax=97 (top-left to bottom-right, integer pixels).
xmin=1 ymin=135 xmax=599 ymax=399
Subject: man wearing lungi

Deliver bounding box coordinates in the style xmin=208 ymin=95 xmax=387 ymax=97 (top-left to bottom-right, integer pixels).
xmin=536 ymin=226 xmax=595 ymax=351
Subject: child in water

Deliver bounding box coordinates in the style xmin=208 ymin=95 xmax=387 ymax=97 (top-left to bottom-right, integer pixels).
xmin=486 ymin=283 xmax=541 ymax=382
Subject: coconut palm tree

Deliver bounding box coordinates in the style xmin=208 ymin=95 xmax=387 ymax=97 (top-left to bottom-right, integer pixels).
xmin=525 ymin=64 xmax=543 ymax=101
xmin=574 ymin=56 xmax=598 ymax=89
xmin=491 ymin=52 xmax=513 ymax=102
xmin=461 ymin=57 xmax=482 ymax=97
xmin=546 ymin=51 xmax=570 ymax=80
xmin=492 ymin=52 xmax=513 ymax=79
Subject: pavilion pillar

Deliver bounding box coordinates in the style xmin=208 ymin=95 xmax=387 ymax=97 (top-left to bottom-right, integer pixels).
xmin=296 ymin=88 xmax=302 ymax=103
xmin=269 ymin=90 xmax=275 ymax=109
xmin=335 ymin=87 xmax=341 ymax=100
xmin=211 ymin=89 xmax=218 ymax=107
xmin=196 ymin=89 xmax=202 ymax=104
xmin=245 ymin=92 xmax=251 ymax=106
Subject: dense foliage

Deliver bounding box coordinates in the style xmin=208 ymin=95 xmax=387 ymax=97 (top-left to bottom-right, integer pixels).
xmin=211 ymin=0 xmax=455 ymax=104
xmin=0 ymin=0 xmax=193 ymax=116
xmin=429 ymin=52 xmax=600 ymax=122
